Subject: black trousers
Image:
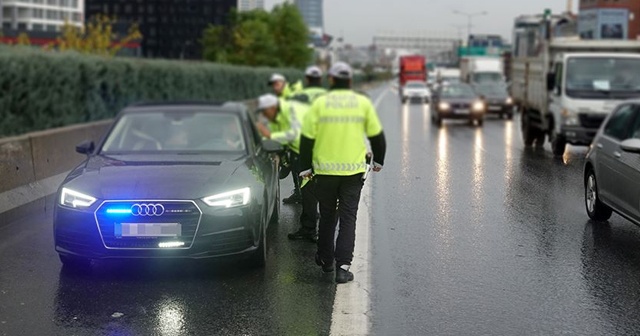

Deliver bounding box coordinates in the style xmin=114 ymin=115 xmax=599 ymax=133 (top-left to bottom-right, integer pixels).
xmin=290 ymin=152 xmax=318 ymax=232
xmin=314 ymin=174 xmax=364 ymax=267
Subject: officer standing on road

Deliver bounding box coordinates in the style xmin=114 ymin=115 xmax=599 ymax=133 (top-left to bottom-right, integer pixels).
xmin=268 ymin=73 xmax=302 ymax=100
xmin=299 ymin=62 xmax=387 ymax=284
xmin=290 ymin=66 xmax=328 ymax=104
xmin=256 ymin=94 xmax=320 ymax=242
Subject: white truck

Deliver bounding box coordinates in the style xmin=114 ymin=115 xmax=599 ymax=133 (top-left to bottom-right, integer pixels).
xmin=512 ymin=37 xmax=640 ymax=155
xmin=460 ymin=57 xmax=506 ymax=86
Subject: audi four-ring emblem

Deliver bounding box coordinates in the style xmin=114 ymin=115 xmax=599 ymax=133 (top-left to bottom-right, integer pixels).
xmin=131 ymin=203 xmax=165 ymax=216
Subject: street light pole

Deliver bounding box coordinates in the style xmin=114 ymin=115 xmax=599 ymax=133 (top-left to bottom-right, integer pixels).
xmin=453 ymin=10 xmax=488 ymax=43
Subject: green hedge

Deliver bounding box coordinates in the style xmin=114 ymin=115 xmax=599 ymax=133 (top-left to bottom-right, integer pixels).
xmin=0 ymin=46 xmax=304 ymax=137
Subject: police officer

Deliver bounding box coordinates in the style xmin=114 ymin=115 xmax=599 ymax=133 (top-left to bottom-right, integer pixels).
xmin=268 ymin=73 xmax=303 ymax=99
xmin=256 ymin=94 xmax=319 ymax=242
xmin=299 ymin=62 xmax=387 ymax=284
xmin=290 ymin=66 xmax=328 ymax=104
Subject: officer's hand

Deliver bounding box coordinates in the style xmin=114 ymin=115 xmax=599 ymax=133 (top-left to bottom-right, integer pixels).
xmin=256 ymin=122 xmax=271 ymax=138
xmin=299 ymin=169 xmax=313 ymax=179
xmin=373 ymin=162 xmax=383 ymax=172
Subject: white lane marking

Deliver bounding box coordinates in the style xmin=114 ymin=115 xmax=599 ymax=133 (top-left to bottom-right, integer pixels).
xmin=330 ymin=87 xmax=388 ymax=336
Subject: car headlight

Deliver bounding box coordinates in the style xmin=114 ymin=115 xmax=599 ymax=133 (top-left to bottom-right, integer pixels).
xmin=506 ymin=97 xmax=513 ymax=105
xmin=202 ymin=187 xmax=251 ymax=208
xmin=60 ymin=187 xmax=97 ymax=208
xmin=438 ymin=102 xmax=450 ymax=111
xmin=472 ymin=101 xmax=485 ymax=112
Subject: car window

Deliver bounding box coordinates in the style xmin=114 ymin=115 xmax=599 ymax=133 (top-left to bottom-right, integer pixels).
xmin=441 ymin=85 xmax=475 ymax=98
xmin=604 ymin=104 xmax=637 ymax=141
xmin=627 ymin=106 xmax=640 ymax=139
xmin=406 ymin=82 xmax=426 ymax=89
xmin=101 ymin=111 xmax=246 ymax=153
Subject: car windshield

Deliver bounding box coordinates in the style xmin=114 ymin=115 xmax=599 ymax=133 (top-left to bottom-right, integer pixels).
xmin=566 ymin=57 xmax=640 ymax=99
xmin=441 ymin=84 xmax=476 ymax=98
xmin=472 ymin=72 xmax=503 ymax=84
xmin=441 ymin=76 xmax=460 ymax=84
xmin=101 ymin=111 xmax=246 ymax=154
xmin=406 ymin=82 xmax=426 ymax=89
xmin=475 ymin=84 xmax=507 ymax=97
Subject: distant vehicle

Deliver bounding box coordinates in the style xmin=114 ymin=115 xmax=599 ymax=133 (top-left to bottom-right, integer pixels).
xmin=431 ymin=83 xmax=486 ymax=127
xmin=474 ymin=83 xmax=514 ymax=119
xmin=53 ymin=102 xmax=283 ymax=270
xmin=512 ymin=34 xmax=640 ymax=156
xmin=584 ymin=101 xmax=640 ymax=225
xmin=436 ymin=68 xmax=462 ymax=87
xmin=399 ymin=55 xmax=427 ymax=95
xmin=401 ymin=81 xmax=430 ymax=104
xmin=460 ymin=57 xmax=506 ymax=86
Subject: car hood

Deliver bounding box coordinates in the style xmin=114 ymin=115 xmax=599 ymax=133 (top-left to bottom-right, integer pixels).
xmin=63 ymin=154 xmax=255 ymax=200
xmin=440 ymin=97 xmax=477 ymax=104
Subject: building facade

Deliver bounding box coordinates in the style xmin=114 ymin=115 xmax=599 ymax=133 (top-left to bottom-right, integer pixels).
xmin=237 ymin=0 xmax=264 ymax=12
xmin=85 ymin=0 xmax=236 ymax=60
xmin=294 ymin=0 xmax=323 ymax=31
xmin=0 ymin=0 xmax=83 ymax=32
xmin=578 ymin=0 xmax=640 ymax=39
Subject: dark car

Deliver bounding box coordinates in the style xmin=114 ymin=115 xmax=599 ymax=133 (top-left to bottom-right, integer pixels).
xmin=584 ymin=101 xmax=640 ymax=225
xmin=474 ymin=83 xmax=514 ymax=119
xmin=431 ymin=83 xmax=486 ymax=127
xmin=53 ymin=102 xmax=282 ymax=270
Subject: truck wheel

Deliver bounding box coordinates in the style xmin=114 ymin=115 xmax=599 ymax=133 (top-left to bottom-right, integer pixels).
xmin=552 ymin=135 xmax=567 ymax=156
xmin=522 ymin=115 xmax=537 ymax=147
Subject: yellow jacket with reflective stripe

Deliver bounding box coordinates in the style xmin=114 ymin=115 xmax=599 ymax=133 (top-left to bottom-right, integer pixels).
xmin=302 ymin=90 xmax=383 ymax=176
xmin=268 ymin=99 xmax=309 ymax=154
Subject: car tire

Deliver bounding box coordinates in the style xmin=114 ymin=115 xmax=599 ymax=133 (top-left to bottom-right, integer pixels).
xmin=476 ymin=119 xmax=484 ymax=127
xmin=433 ymin=116 xmax=442 ymax=127
xmin=551 ymin=134 xmax=567 ymax=157
xmin=506 ymin=113 xmax=513 ymax=120
xmin=401 ymin=98 xmax=407 ymax=104
xmin=585 ymin=170 xmax=613 ymax=222
xmin=59 ymin=254 xmax=91 ymax=271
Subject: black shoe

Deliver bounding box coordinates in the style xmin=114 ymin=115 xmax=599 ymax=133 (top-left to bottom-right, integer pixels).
xmin=288 ymin=229 xmax=318 ymax=242
xmin=315 ymin=253 xmax=334 ymax=273
xmin=336 ymin=266 xmax=354 ymax=284
xmin=282 ymin=193 xmax=302 ymax=204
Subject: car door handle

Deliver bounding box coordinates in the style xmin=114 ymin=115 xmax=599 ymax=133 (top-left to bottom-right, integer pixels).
xmin=614 ymin=151 xmax=622 ymax=159
xmin=596 ymin=143 xmax=603 ymax=149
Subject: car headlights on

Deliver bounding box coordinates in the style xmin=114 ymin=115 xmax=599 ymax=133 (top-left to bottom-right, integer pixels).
xmin=438 ymin=102 xmax=450 ymax=111
xmin=562 ymin=109 xmax=580 ymax=126
xmin=506 ymin=97 xmax=513 ymax=105
xmin=203 ymin=187 xmax=251 ymax=208
xmin=472 ymin=101 xmax=485 ymax=112
xmin=60 ymin=187 xmax=97 ymax=208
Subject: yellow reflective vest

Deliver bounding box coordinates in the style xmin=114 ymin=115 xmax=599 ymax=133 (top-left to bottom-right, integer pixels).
xmin=268 ymin=99 xmax=309 ymax=154
xmin=302 ymin=90 xmax=383 ymax=176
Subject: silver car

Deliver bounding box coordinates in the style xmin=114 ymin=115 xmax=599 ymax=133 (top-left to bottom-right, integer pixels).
xmin=584 ymin=101 xmax=640 ymax=223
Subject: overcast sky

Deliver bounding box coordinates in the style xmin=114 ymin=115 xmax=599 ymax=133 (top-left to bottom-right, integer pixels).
xmin=265 ymin=0 xmax=576 ymax=45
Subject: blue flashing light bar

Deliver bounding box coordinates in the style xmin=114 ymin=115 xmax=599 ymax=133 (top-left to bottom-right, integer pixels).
xmin=106 ymin=208 xmax=131 ymax=215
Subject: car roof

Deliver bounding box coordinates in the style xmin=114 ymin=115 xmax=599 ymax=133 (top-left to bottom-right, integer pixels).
xmin=120 ymin=101 xmax=249 ymax=116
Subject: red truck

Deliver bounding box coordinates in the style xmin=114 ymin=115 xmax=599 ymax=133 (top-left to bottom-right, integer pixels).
xmin=399 ymin=55 xmax=427 ymax=91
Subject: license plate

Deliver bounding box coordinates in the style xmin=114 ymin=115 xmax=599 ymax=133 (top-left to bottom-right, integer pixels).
xmin=455 ymin=109 xmax=470 ymax=114
xmin=489 ymin=106 xmax=502 ymax=111
xmin=115 ymin=223 xmax=181 ymax=238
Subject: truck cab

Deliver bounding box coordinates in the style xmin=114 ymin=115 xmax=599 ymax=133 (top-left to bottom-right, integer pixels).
xmin=547 ymin=53 xmax=640 ymax=155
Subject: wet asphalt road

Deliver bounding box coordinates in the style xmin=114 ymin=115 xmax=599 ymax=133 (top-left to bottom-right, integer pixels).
xmin=3 ymin=84 xmax=640 ymax=335
xmin=369 ymin=85 xmax=640 ymax=335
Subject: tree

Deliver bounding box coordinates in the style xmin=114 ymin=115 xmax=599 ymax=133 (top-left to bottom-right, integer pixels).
xmin=56 ymin=15 xmax=141 ymax=56
xmin=202 ymin=5 xmax=312 ymax=68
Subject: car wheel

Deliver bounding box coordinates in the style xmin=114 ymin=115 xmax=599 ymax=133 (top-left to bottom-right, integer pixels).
xmin=248 ymin=223 xmax=267 ymax=268
xmin=401 ymin=98 xmax=407 ymax=104
xmin=506 ymin=113 xmax=513 ymax=120
xmin=585 ymin=170 xmax=613 ymax=222
xmin=433 ymin=116 xmax=442 ymax=127
xmin=522 ymin=113 xmax=539 ymax=147
xmin=59 ymin=254 xmax=92 ymax=271
xmin=476 ymin=119 xmax=484 ymax=127
xmin=552 ymin=134 xmax=567 ymax=157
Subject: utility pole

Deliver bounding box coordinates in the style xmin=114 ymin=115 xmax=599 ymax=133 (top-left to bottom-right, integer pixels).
xmin=453 ymin=10 xmax=488 ymax=44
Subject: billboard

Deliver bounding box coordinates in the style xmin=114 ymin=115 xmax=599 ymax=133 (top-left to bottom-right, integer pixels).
xmin=579 ymin=8 xmax=629 ymax=40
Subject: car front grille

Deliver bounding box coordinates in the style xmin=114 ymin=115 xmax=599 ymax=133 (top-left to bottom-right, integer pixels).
xmin=579 ymin=113 xmax=606 ymax=129
xmin=94 ymin=201 xmax=201 ymax=249
xmin=450 ymin=103 xmax=470 ymax=109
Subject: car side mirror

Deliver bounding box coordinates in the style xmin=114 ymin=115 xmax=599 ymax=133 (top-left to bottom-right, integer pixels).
xmin=261 ymin=139 xmax=284 ymax=154
xmin=620 ymin=139 xmax=640 ymax=154
xmin=76 ymin=140 xmax=95 ymax=155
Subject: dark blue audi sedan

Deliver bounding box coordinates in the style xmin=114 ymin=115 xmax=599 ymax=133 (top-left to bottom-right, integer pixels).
xmin=53 ymin=102 xmax=283 ymax=270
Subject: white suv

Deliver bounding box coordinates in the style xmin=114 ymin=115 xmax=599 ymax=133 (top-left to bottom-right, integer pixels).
xmin=402 ymin=81 xmax=431 ymax=104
